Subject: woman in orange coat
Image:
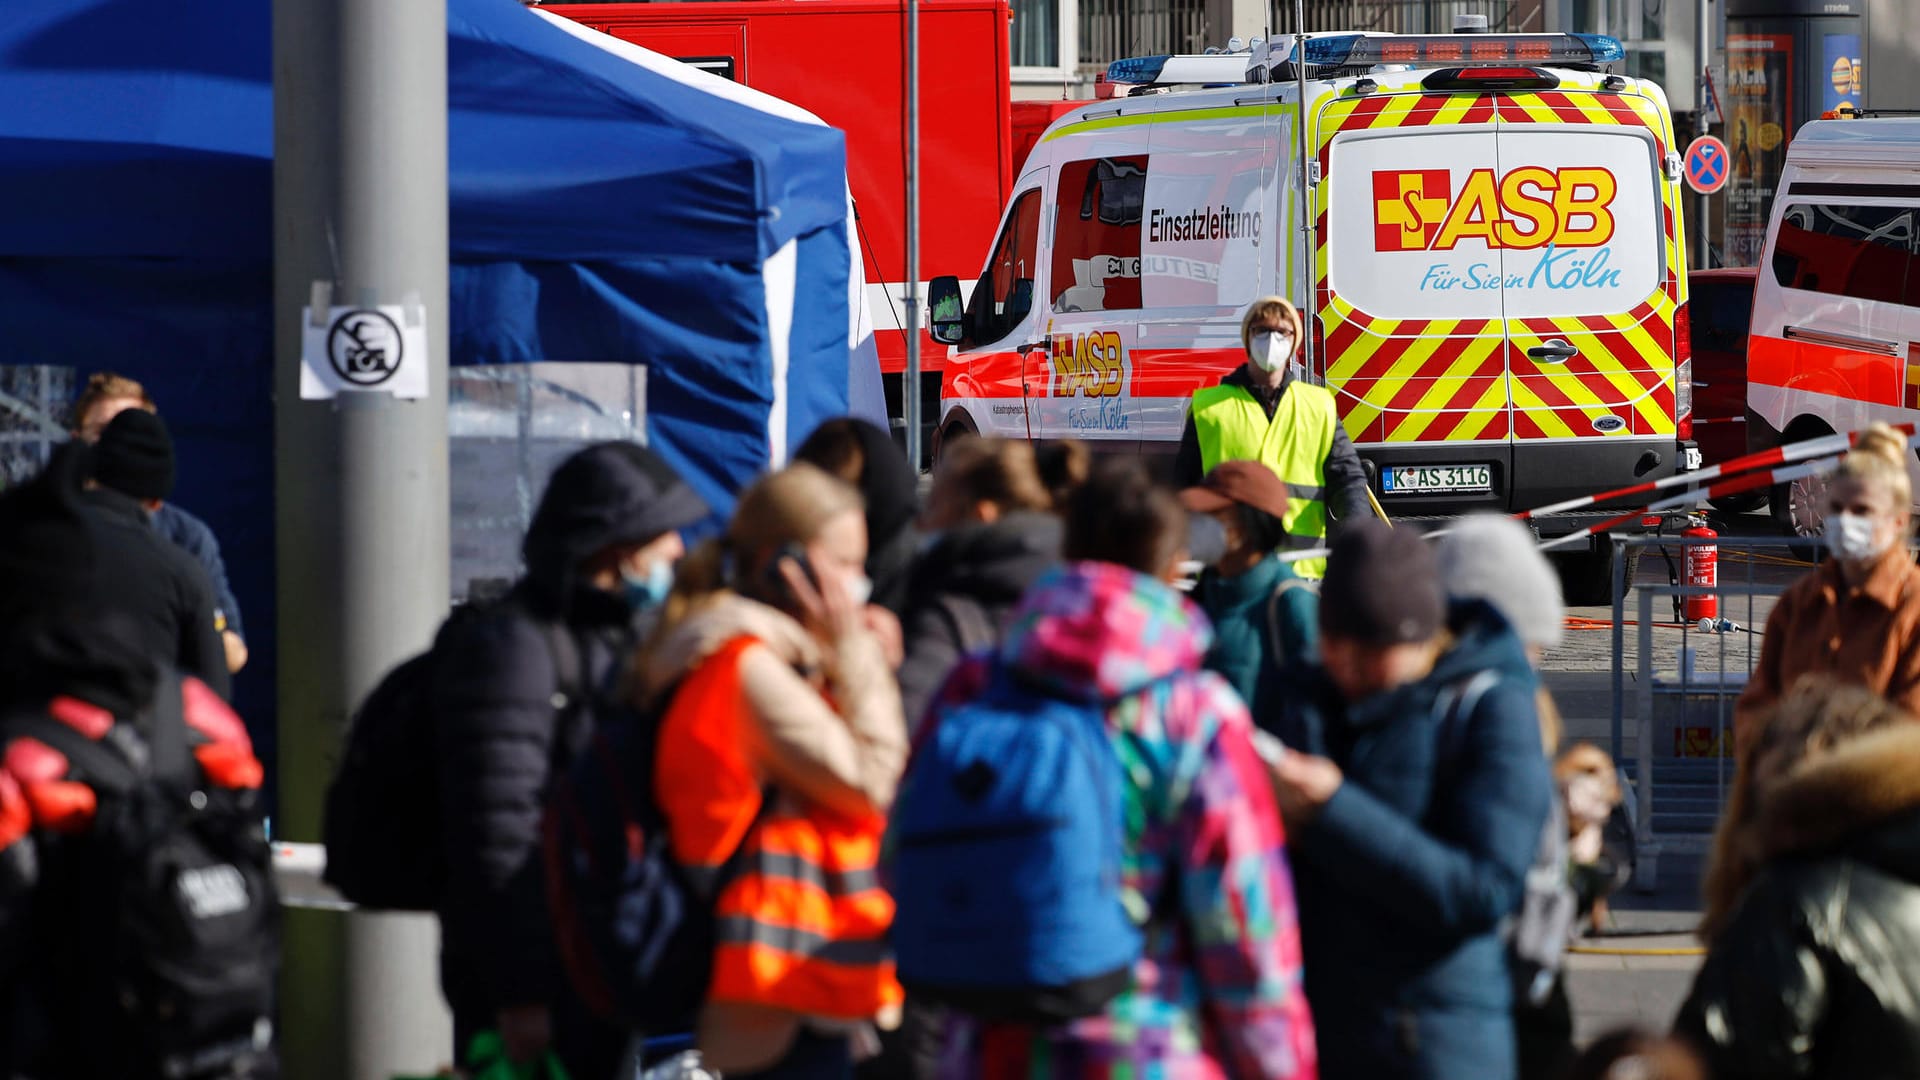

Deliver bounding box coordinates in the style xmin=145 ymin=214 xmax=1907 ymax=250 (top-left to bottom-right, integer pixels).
xmin=637 ymin=463 xmax=907 ymax=1079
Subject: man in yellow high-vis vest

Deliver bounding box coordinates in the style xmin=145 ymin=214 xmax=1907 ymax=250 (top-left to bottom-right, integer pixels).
xmin=1174 ymin=296 xmax=1371 ymax=578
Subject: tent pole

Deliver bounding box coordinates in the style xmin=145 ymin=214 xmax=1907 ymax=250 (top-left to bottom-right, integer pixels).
xmin=904 ymin=0 xmax=924 ymax=472
xmin=273 ymin=0 xmax=453 ymax=1074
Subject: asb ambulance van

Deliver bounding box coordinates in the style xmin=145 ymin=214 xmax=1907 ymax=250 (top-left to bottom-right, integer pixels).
xmin=928 ymin=28 xmax=1695 ymax=596
xmin=1746 ymin=116 xmax=1920 ymax=543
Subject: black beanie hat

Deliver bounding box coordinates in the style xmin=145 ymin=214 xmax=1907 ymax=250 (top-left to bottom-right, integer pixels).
xmin=1320 ymin=518 xmax=1445 ymax=645
xmin=93 ymin=408 xmax=175 ymax=501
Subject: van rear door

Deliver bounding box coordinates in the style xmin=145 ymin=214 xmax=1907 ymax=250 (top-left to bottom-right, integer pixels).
xmin=1494 ymin=108 xmax=1673 ymax=507
xmin=1322 ymin=109 xmax=1514 ymax=513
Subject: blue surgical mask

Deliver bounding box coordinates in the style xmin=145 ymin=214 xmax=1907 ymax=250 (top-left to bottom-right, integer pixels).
xmin=621 ymin=559 xmax=675 ymax=611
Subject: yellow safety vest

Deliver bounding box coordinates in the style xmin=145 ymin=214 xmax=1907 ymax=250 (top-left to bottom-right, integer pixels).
xmin=1191 ymin=381 xmax=1338 ymax=578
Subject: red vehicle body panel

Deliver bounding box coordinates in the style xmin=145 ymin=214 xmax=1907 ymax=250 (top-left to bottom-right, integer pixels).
xmin=1010 ymin=100 xmax=1087 ymax=178
xmin=547 ymin=0 xmax=1015 ymax=378
xmin=1688 ymin=267 xmax=1758 ymax=471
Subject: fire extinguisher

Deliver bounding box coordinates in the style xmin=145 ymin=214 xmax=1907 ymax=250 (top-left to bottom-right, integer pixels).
xmin=1683 ymin=516 xmax=1718 ymax=622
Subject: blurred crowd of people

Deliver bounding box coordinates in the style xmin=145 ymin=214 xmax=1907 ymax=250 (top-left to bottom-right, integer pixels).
xmin=2 ymin=352 xmax=1919 ymax=1080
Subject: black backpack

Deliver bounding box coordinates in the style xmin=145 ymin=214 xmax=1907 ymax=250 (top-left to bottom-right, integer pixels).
xmin=543 ymin=702 xmax=725 ymax=1033
xmin=13 ymin=671 xmax=279 ymax=1077
xmin=322 ymin=601 xmax=584 ymax=910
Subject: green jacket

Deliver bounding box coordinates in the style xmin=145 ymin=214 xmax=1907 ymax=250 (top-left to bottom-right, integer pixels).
xmin=1196 ymin=553 xmax=1318 ymax=730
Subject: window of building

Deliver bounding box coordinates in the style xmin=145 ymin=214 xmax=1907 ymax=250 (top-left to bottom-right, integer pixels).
xmin=964 ymin=187 xmax=1044 ymax=348
xmin=1051 ymin=156 xmax=1148 ymax=313
xmin=1769 ymin=203 xmax=1916 ymax=306
xmin=1012 ymin=0 xmax=1060 ymax=68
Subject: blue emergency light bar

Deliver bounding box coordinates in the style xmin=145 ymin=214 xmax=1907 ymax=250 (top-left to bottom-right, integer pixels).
xmin=1293 ymin=32 xmax=1624 ymax=68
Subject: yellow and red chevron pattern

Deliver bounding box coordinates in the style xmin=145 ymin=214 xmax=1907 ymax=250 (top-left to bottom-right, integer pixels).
xmin=1313 ymin=84 xmax=1686 ymax=445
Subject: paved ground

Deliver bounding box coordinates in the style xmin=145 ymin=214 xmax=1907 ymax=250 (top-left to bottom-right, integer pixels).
xmin=1541 ymin=505 xmax=1807 ymax=1044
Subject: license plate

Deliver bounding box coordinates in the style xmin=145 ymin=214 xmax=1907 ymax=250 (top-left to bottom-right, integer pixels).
xmin=1382 ymin=464 xmax=1493 ymax=495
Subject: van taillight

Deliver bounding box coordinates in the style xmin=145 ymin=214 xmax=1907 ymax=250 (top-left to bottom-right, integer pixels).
xmin=1673 ymin=300 xmax=1693 ymax=439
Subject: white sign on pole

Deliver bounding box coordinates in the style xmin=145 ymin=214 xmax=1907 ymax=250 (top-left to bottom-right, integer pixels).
xmin=300 ymin=304 xmax=430 ymax=400
xmin=1702 ymin=69 xmax=1725 ymax=127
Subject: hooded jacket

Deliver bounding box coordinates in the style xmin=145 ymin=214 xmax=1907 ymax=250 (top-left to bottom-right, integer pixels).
xmin=432 ymin=443 xmax=705 ymax=1045
xmin=896 ymin=512 xmax=1061 ymax=731
xmin=929 ymin=562 xmax=1318 ymax=1080
xmin=640 ymin=591 xmax=905 ymax=1073
xmin=1675 ymin=724 xmax=1920 ymax=1080
xmin=1280 ymin=601 xmax=1552 ymax=1080
xmin=75 ymin=489 xmax=229 ymax=700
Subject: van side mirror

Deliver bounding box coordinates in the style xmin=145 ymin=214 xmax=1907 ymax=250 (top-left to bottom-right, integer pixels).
xmin=928 ymin=276 xmax=964 ymax=345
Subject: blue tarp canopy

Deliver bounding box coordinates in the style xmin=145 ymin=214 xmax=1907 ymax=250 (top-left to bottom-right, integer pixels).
xmin=0 ymin=0 xmax=870 ymax=782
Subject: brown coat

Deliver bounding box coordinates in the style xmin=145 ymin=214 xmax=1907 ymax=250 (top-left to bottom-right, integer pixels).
xmin=1735 ymin=549 xmax=1920 ymax=751
xmin=639 ymin=593 xmax=906 ymax=1071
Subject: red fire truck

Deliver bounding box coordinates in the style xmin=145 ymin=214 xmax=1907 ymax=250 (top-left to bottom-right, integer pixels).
xmin=547 ymin=0 xmax=1017 ymax=460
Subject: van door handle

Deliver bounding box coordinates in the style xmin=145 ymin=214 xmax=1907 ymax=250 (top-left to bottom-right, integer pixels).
xmin=1527 ymin=339 xmax=1578 ymax=363
xmin=1783 ymin=324 xmax=1902 ymax=357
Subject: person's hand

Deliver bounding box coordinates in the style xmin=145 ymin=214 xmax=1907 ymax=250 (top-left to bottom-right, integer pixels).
xmin=1268 ymin=748 xmax=1343 ymax=828
xmin=779 ymin=545 xmax=865 ymax=643
xmin=863 ymin=604 xmax=905 ymax=668
xmin=222 ymin=630 xmax=249 ymax=675
xmin=495 ymin=1003 xmax=551 ymax=1064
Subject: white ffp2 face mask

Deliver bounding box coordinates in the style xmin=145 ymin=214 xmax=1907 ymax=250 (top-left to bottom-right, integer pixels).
xmin=1249 ymin=331 xmax=1292 ymax=372
xmin=1828 ymin=511 xmax=1890 ymax=564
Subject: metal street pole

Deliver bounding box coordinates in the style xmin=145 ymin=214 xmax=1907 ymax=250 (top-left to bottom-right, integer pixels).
xmin=904 ymin=0 xmax=924 ymax=471
xmin=1697 ymin=0 xmax=1712 ymax=269
xmin=1293 ymin=0 xmax=1314 ymax=377
xmin=273 ymin=0 xmax=453 ymax=1076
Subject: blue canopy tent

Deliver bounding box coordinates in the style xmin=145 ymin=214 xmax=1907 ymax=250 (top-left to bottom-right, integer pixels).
xmin=0 ymin=0 xmax=876 ymax=786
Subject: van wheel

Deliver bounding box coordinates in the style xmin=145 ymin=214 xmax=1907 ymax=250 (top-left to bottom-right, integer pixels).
xmin=1553 ymin=546 xmax=1637 ymax=607
xmin=1708 ymin=491 xmax=1766 ymax=516
xmin=932 ymin=421 xmax=973 ymax=466
xmin=1774 ymin=471 xmax=1830 ymax=563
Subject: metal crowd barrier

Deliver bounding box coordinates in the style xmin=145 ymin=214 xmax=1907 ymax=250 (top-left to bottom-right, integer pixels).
xmin=1606 ymin=532 xmax=1821 ymax=890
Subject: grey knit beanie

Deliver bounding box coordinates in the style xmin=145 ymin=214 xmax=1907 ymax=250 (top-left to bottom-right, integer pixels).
xmin=1435 ymin=514 xmax=1565 ymax=650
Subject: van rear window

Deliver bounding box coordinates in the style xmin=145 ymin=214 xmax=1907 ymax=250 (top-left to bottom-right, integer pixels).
xmin=1768 ymin=203 xmax=1917 ymax=307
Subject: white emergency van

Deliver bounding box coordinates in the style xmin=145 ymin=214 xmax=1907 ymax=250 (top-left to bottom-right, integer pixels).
xmin=928 ymin=28 xmax=1696 ymax=597
xmin=1746 ymin=116 xmax=1920 ymax=543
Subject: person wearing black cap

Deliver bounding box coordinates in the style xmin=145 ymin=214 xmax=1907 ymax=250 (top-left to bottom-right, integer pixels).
xmin=794 ymin=417 xmax=920 ymax=621
xmin=1180 ymin=459 xmax=1320 ymax=730
xmin=1264 ymin=519 xmax=1553 ymax=1080
xmin=80 ymin=409 xmax=231 ymax=700
xmin=0 ymin=445 xmax=275 ymax=1078
xmin=431 ymin=441 xmax=708 ymax=1076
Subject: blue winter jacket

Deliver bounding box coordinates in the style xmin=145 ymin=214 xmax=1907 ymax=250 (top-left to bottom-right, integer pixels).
xmin=1281 ymin=600 xmax=1552 ymax=1080
xmin=1194 ymin=553 xmax=1317 ymax=731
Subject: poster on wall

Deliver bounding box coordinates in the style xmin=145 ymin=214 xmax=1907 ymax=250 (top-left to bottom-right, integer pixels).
xmin=1823 ymin=32 xmax=1863 ymax=116
xmin=1725 ymin=33 xmax=1792 ymax=267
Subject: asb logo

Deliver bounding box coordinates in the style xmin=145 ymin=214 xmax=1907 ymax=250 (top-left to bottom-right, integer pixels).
xmin=1372 ymin=167 xmax=1619 ymax=252
xmin=1049 ymin=330 xmax=1126 ymax=398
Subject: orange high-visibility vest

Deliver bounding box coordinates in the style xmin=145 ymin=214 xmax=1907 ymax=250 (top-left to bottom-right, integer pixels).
xmin=653 ymin=636 xmax=901 ymax=1020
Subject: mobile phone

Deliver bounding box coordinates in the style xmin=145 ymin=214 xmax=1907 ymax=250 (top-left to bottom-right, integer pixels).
xmin=761 ymin=543 xmax=820 ymax=616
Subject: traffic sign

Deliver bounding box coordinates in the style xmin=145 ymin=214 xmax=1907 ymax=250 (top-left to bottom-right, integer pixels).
xmin=1684 ymin=135 xmax=1730 ymax=195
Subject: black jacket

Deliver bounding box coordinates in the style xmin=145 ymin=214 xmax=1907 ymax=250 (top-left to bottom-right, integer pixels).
xmin=75 ymin=490 xmax=229 ymax=700
xmin=1675 ymin=724 xmax=1920 ymax=1080
xmin=1174 ymin=365 xmax=1371 ymax=525
xmin=432 ymin=443 xmax=703 ymax=1038
xmin=896 ymin=512 xmax=1062 ymax=731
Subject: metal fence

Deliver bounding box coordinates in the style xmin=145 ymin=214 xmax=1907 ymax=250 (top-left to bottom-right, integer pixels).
xmin=1277 ymin=0 xmax=1529 ymax=35
xmin=1080 ymin=0 xmax=1210 ymax=70
xmin=1605 ymin=533 xmax=1820 ymax=891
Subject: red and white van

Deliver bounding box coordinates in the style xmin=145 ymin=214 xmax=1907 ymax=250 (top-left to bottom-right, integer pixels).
xmin=929 ymin=30 xmax=1697 ymax=595
xmin=1747 ymin=116 xmax=1920 ymax=541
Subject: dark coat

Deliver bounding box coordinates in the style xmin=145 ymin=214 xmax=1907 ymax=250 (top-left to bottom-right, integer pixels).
xmin=1283 ymin=601 xmax=1552 ymax=1080
xmin=895 ymin=512 xmax=1061 ymax=731
xmin=1676 ymin=724 xmax=1920 ymax=1080
xmin=152 ymin=502 xmax=244 ymax=642
xmin=75 ymin=490 xmax=229 ymax=700
xmin=432 ymin=442 xmax=703 ymax=1058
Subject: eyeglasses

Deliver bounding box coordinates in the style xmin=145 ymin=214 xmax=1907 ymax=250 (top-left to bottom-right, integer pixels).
xmin=1257 ymin=326 xmax=1296 ymax=339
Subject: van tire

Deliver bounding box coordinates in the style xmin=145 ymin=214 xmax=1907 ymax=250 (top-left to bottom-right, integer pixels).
xmin=1770 ymin=418 xmax=1834 ymax=562
xmin=1554 ymin=546 xmax=1636 ymax=608
xmin=1708 ymin=491 xmax=1766 ymax=516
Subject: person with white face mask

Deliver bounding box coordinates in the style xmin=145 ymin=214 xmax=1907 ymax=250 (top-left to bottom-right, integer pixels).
xmin=1174 ymin=295 xmax=1372 ymax=579
xmin=1735 ymin=421 xmax=1920 ymax=753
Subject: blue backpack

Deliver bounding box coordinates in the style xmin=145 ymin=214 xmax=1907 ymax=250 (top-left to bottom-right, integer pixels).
xmin=888 ymin=666 xmax=1143 ymax=1023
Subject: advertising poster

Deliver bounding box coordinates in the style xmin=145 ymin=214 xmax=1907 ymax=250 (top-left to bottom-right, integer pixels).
xmin=1824 ymin=32 xmax=1863 ymax=116
xmin=1725 ymin=33 xmax=1792 ymax=267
